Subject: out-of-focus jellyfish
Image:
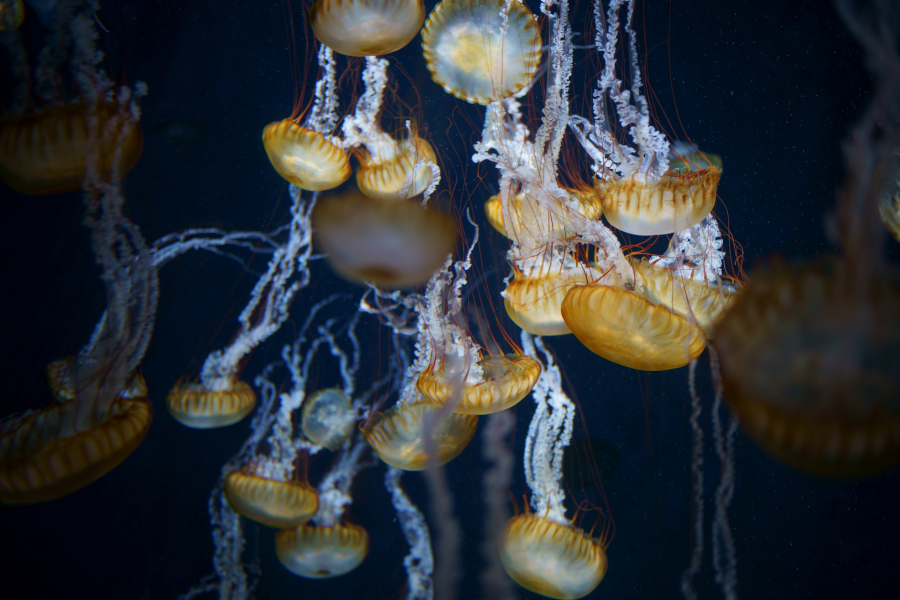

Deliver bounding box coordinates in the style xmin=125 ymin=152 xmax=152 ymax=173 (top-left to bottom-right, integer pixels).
xmin=276 ymin=441 xmax=370 ymax=578
xmin=0 ymin=0 xmax=25 ymax=31
xmin=0 ymin=12 xmax=154 ymax=503
xmin=878 ymin=153 xmax=900 ymax=241
xmin=263 ymin=46 xmax=351 ymax=192
xmin=499 ymin=333 xmax=609 ymax=599
xmin=45 ymin=356 xmax=148 ymax=403
xmin=714 ymin=2 xmax=900 ymax=478
xmin=167 ymin=184 xmax=316 ymax=428
xmin=302 ymin=388 xmax=356 ymax=451
xmin=421 ymin=0 xmax=542 ymax=105
xmin=309 ymin=0 xmax=425 ymax=57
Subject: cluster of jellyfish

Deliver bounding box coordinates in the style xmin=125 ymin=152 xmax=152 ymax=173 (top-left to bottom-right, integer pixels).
xmin=1 ymin=0 xmax=898 ymax=599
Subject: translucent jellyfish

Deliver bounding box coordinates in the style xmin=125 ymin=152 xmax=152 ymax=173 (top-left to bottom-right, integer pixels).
xmin=0 ymin=102 xmax=143 ymax=195
xmin=355 ymin=131 xmax=438 ymax=200
xmin=503 ymin=268 xmax=602 ymax=337
xmin=0 ymin=0 xmax=24 ymax=31
xmin=312 ymin=188 xmax=456 ymax=289
xmin=421 ymin=0 xmax=542 ymax=105
xmin=166 ymin=380 xmax=257 ymax=429
xmin=45 ymin=356 xmax=148 ymax=403
xmin=561 ymin=283 xmax=706 ymax=371
xmin=223 ymin=469 xmax=318 ymax=529
xmin=262 ymin=119 xmax=350 ymax=191
xmin=301 ymin=388 xmax=356 ymax=451
xmin=276 ymin=522 xmax=370 ymax=577
xmin=362 ymin=401 xmax=477 ymax=470
xmin=499 ymin=333 xmax=609 ymax=599
xmin=309 ymin=0 xmax=425 ymax=57
xmin=484 ymin=188 xmax=604 ymax=242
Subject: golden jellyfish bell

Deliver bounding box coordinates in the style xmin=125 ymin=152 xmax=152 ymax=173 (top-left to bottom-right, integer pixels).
xmin=713 ymin=260 xmax=900 ymax=478
xmin=309 ymin=0 xmax=425 ymax=57
xmin=0 ymin=102 xmax=143 ymax=196
xmin=302 ymin=388 xmax=356 ymax=451
xmin=165 ymin=380 xmax=256 ymax=429
xmin=0 ymin=397 xmax=152 ymax=504
xmin=485 ymin=189 xmax=603 ymax=242
xmin=417 ymin=353 xmax=541 ymax=415
xmin=276 ymin=522 xmax=370 ymax=578
xmin=0 ymin=0 xmax=25 ymax=31
xmin=262 ymin=120 xmax=351 ymax=191
xmin=561 ymin=284 xmax=706 ymax=371
xmin=596 ymin=167 xmax=721 ymax=236
xmin=503 ymin=268 xmax=605 ymax=337
xmin=499 ymin=514 xmax=608 ymax=600
xmin=356 ymin=134 xmax=437 ymax=201
xmin=312 ymin=188 xmax=457 ymax=289
xmin=421 ymin=0 xmax=542 ymax=105
xmin=362 ymin=401 xmax=477 ymax=470
xmin=224 ymin=470 xmax=318 ymax=529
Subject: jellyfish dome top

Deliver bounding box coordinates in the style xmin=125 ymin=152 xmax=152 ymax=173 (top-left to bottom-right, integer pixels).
xmin=302 ymin=388 xmax=357 ymax=451
xmin=309 ymin=0 xmax=425 ymax=57
xmin=224 ymin=463 xmax=319 ymax=530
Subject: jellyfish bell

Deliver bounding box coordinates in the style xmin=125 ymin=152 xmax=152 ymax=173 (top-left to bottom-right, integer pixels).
xmin=165 ymin=380 xmax=256 ymax=429
xmin=276 ymin=522 xmax=370 ymax=578
xmin=311 ymin=188 xmax=457 ymax=289
xmin=0 ymin=0 xmax=24 ymax=31
xmin=0 ymin=102 xmax=143 ymax=196
xmin=224 ymin=469 xmax=319 ymax=529
xmin=503 ymin=267 xmax=608 ymax=337
xmin=302 ymin=388 xmax=356 ymax=451
xmin=713 ymin=259 xmax=900 ymax=478
xmin=417 ymin=352 xmax=541 ymax=415
xmin=485 ymin=188 xmax=603 ymax=242
xmin=361 ymin=401 xmax=477 ymax=470
xmin=561 ymin=283 xmax=706 ymax=371
xmin=421 ymin=0 xmax=542 ymax=105
xmin=595 ymin=166 xmax=721 ymax=236
xmin=309 ymin=0 xmax=425 ymax=57
xmin=355 ymin=132 xmax=437 ymax=201
xmin=262 ymin=119 xmax=351 ymax=192
xmin=499 ymin=513 xmax=608 ymax=600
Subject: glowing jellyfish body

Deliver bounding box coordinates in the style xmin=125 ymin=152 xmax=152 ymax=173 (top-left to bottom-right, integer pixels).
xmin=362 ymin=401 xmax=477 ymax=470
xmin=504 ymin=269 xmax=604 ymax=336
xmin=0 ymin=0 xmax=24 ymax=31
xmin=309 ymin=0 xmax=425 ymax=57
xmin=262 ymin=120 xmax=350 ymax=191
xmin=312 ymin=189 xmax=457 ymax=289
xmin=596 ymin=167 xmax=721 ymax=236
xmin=0 ymin=398 xmax=152 ymax=504
xmin=484 ymin=189 xmax=603 ymax=241
xmin=421 ymin=0 xmax=542 ymax=105
xmin=561 ymin=284 xmax=706 ymax=371
xmin=276 ymin=522 xmax=370 ymax=578
xmin=0 ymin=103 xmax=143 ymax=195
xmin=500 ymin=514 xmax=608 ymax=600
xmin=417 ymin=353 xmax=541 ymax=415
xmin=165 ymin=380 xmax=256 ymax=429
xmin=355 ymin=134 xmax=437 ymax=200
xmin=302 ymin=388 xmax=356 ymax=451
xmin=224 ymin=470 xmax=319 ymax=528
xmin=714 ymin=260 xmax=900 ymax=478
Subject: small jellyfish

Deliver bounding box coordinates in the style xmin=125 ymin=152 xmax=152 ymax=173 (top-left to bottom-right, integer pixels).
xmin=362 ymin=401 xmax=477 ymax=470
xmin=0 ymin=103 xmax=143 ymax=195
xmin=355 ymin=132 xmax=437 ymax=201
xmin=503 ymin=268 xmax=605 ymax=337
xmin=262 ymin=119 xmax=351 ymax=191
xmin=276 ymin=522 xmax=370 ymax=578
xmin=165 ymin=380 xmax=256 ymax=429
xmin=499 ymin=513 xmax=608 ymax=600
xmin=561 ymin=283 xmax=706 ymax=371
xmin=312 ymin=188 xmax=457 ymax=289
xmin=302 ymin=388 xmax=356 ymax=451
xmin=421 ymin=0 xmax=542 ymax=105
xmin=595 ymin=167 xmax=721 ymax=236
xmin=0 ymin=0 xmax=24 ymax=31
xmin=417 ymin=353 xmax=541 ymax=415
xmin=309 ymin=0 xmax=425 ymax=57
xmin=224 ymin=470 xmax=319 ymax=529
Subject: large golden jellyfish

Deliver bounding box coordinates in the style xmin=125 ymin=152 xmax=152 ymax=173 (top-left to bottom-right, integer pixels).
xmin=714 ymin=15 xmax=900 ymax=478
xmin=421 ymin=0 xmax=542 ymax=105
xmin=309 ymin=0 xmax=425 ymax=57
xmin=224 ymin=468 xmax=319 ymax=529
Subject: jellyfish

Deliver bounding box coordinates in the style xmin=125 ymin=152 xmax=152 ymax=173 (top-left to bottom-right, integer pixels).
xmin=421 ymin=0 xmax=542 ymax=105
xmin=499 ymin=333 xmax=609 ymax=600
xmin=223 ymin=467 xmax=318 ymax=529
xmin=302 ymin=388 xmax=356 ymax=451
xmin=166 ymin=184 xmax=316 ymax=428
xmin=878 ymin=154 xmax=900 ymax=241
xmin=308 ymin=0 xmax=425 ymax=57
xmin=713 ymin=1 xmax=900 ymax=478
xmin=0 ymin=0 xmax=24 ymax=30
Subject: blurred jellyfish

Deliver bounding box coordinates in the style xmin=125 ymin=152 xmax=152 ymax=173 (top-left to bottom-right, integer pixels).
xmin=0 ymin=0 xmax=24 ymax=30
xmin=302 ymin=388 xmax=356 ymax=451
xmin=309 ymin=0 xmax=425 ymax=57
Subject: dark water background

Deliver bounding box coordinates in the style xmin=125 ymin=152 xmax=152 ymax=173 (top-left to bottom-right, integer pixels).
xmin=1 ymin=0 xmax=899 ymax=598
